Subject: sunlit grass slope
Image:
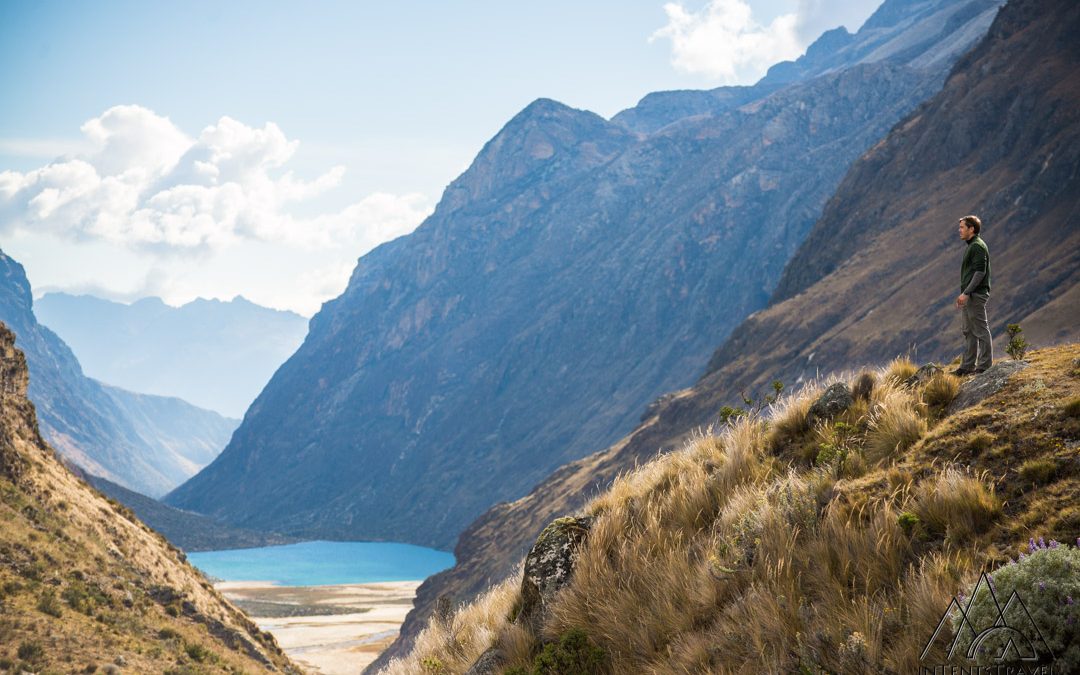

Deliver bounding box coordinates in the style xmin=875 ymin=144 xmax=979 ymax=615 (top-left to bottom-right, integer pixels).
xmin=389 ymin=344 xmax=1080 ymax=673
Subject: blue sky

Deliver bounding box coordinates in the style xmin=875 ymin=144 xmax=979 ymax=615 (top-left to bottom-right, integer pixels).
xmin=0 ymin=0 xmax=879 ymax=315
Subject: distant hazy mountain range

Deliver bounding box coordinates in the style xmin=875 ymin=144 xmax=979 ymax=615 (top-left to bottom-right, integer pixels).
xmin=168 ymin=0 xmax=1005 ymax=548
xmin=35 ymin=293 xmax=309 ymax=419
xmin=0 ymin=252 xmax=237 ymax=496
xmin=371 ymin=0 xmax=1080 ymax=665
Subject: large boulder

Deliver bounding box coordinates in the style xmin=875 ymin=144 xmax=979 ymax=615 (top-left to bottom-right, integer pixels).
xmin=947 ymin=360 xmax=1029 ymax=413
xmin=516 ymin=515 xmax=594 ymax=633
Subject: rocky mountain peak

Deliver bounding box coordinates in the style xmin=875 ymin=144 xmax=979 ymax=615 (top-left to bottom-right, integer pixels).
xmin=440 ymin=97 xmax=632 ymax=211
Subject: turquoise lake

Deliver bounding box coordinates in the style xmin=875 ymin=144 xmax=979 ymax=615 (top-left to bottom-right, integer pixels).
xmin=187 ymin=541 xmax=455 ymax=586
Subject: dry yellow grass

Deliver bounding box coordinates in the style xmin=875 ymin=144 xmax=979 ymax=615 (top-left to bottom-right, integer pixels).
xmin=386 ymin=346 xmax=1080 ymax=674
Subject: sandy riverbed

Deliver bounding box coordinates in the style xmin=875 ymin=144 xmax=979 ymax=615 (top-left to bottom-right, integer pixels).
xmin=216 ymin=580 xmax=420 ymax=674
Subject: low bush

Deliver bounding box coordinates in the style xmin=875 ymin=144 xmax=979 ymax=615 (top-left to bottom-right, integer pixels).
xmin=953 ymin=540 xmax=1080 ymax=670
xmin=16 ymin=641 xmax=43 ymax=662
xmin=1063 ymin=397 xmax=1080 ymax=418
xmin=506 ymin=629 xmax=608 ymax=675
xmin=37 ymin=588 xmax=62 ymax=617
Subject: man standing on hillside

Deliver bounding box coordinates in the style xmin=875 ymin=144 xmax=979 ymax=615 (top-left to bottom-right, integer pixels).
xmin=953 ymin=215 xmax=993 ymax=375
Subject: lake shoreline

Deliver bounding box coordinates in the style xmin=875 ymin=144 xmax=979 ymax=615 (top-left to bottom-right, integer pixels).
xmin=216 ymin=579 xmax=421 ymax=674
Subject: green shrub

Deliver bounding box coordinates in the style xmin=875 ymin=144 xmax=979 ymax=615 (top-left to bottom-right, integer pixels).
xmin=16 ymin=641 xmax=43 ymax=662
xmin=953 ymin=540 xmax=1080 ymax=670
xmin=1006 ymin=324 xmax=1028 ymax=361
xmin=62 ymin=580 xmax=108 ymax=615
xmin=157 ymin=627 xmax=181 ymax=640
xmin=719 ymin=405 xmax=747 ymax=425
xmin=184 ymin=642 xmax=212 ymax=662
xmin=897 ymin=512 xmax=921 ymax=535
xmin=420 ymin=657 xmax=446 ymax=674
xmin=37 ymin=588 xmax=62 ymax=617
xmin=507 ymin=629 xmax=608 ymax=675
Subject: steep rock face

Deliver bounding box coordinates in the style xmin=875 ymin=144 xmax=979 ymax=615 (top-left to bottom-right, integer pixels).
xmin=35 ymin=292 xmax=307 ymax=418
xmin=171 ymin=56 xmax=954 ymax=549
xmin=0 ymin=322 xmax=299 ymax=673
xmin=370 ymin=0 xmax=1078 ymax=666
xmin=0 ymin=252 xmax=236 ymax=496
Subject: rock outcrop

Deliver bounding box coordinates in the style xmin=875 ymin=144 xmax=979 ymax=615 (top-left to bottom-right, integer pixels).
xmin=948 ymin=360 xmax=1029 ymax=413
xmin=806 ymin=383 xmax=855 ymax=425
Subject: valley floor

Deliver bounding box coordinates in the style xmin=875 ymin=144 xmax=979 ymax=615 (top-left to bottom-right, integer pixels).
xmin=215 ymin=580 xmax=421 ymax=674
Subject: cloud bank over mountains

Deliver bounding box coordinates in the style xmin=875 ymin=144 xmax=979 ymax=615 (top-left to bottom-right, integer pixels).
xmin=652 ymin=0 xmax=880 ymax=82
xmin=0 ymin=105 xmax=431 ymax=254
xmin=0 ymin=105 xmax=432 ymax=314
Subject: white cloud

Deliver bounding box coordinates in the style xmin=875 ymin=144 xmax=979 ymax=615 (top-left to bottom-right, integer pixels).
xmin=0 ymin=105 xmax=433 ymax=254
xmin=651 ymin=0 xmax=881 ymax=84
xmin=651 ymin=0 xmax=803 ymax=83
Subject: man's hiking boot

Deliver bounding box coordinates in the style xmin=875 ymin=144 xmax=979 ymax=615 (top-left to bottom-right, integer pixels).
xmin=973 ymin=365 xmax=991 ymax=374
xmin=951 ymin=367 xmax=974 ymax=376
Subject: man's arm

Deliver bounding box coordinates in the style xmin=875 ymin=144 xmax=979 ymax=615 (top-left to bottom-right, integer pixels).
xmin=962 ymin=246 xmax=988 ymax=296
xmin=962 ymin=269 xmax=986 ymax=296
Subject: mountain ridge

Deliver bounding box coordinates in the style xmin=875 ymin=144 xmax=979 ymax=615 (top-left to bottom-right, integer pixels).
xmin=169 ymin=0 xmax=1006 ymax=551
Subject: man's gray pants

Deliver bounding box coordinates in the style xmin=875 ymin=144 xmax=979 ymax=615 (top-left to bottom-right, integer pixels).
xmin=961 ymin=292 xmax=993 ymax=371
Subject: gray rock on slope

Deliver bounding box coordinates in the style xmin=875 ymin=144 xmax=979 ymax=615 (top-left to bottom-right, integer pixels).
xmin=806 ymin=382 xmax=854 ymax=425
xmin=948 ymin=361 xmax=1029 ymax=413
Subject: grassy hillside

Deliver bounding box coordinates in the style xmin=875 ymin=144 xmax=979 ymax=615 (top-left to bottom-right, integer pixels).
xmin=374 ymin=0 xmax=1080 ymax=663
xmin=385 ymin=344 xmax=1079 ymax=673
xmin=0 ymin=322 xmax=300 ymax=674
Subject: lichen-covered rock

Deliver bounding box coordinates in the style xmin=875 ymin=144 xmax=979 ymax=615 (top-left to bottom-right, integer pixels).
xmin=947 ymin=360 xmax=1029 ymax=413
xmin=516 ymin=515 xmax=593 ymax=632
xmin=903 ymin=363 xmax=943 ymax=388
xmin=806 ymin=383 xmax=854 ymax=425
xmin=0 ymin=323 xmax=29 ymax=398
xmin=464 ymin=646 xmax=503 ymax=675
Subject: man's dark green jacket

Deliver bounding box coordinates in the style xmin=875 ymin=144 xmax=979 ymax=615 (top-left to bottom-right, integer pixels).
xmin=961 ymin=235 xmax=991 ymax=295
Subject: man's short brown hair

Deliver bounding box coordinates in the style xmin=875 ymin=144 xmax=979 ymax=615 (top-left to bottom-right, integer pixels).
xmin=960 ymin=215 xmax=982 ymax=235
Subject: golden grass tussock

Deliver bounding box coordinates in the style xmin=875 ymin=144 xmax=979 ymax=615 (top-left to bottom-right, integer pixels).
xmin=765 ymin=386 xmax=819 ymax=454
xmin=882 ymin=356 xmax=918 ymax=384
xmin=910 ymin=467 xmax=1001 ymax=542
xmin=922 ymin=372 xmax=961 ymax=408
xmin=395 ymin=345 xmax=1079 ymax=674
xmin=386 ymin=577 xmax=522 ymax=675
xmin=865 ymin=384 xmax=928 ymax=465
